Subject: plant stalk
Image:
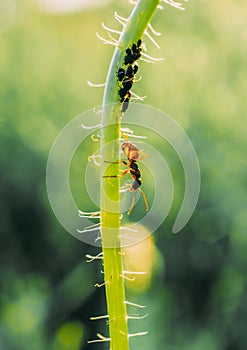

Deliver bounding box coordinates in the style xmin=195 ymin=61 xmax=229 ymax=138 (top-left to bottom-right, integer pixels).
xmin=100 ymin=1 xmax=160 ymax=349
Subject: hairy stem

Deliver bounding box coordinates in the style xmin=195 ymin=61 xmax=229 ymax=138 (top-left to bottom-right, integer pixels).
xmin=100 ymin=1 xmax=160 ymax=349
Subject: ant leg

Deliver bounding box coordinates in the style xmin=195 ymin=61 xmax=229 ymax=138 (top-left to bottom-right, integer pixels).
xmin=120 ymin=130 xmax=129 ymax=141
xmin=138 ymin=188 xmax=149 ymax=211
xmin=137 ymin=151 xmax=147 ymax=161
xmin=104 ymin=160 xmax=124 ymax=164
xmin=128 ymin=190 xmax=137 ymax=215
xmin=103 ymin=175 xmax=117 ymax=178
xmin=103 ymin=169 xmax=130 ymax=178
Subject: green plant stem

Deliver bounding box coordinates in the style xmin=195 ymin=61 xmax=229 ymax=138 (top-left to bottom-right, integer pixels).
xmin=100 ymin=1 xmax=160 ymax=349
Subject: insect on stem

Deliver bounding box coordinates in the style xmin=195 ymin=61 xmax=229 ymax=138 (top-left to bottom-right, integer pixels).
xmin=103 ymin=136 xmax=149 ymax=215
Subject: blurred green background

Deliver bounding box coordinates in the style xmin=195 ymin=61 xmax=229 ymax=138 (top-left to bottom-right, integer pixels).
xmin=0 ymin=0 xmax=247 ymax=349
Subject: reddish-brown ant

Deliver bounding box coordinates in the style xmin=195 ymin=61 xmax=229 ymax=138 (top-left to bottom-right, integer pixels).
xmin=103 ymin=135 xmax=148 ymax=215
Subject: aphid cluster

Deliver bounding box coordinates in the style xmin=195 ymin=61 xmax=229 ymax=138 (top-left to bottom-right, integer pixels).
xmin=117 ymin=39 xmax=142 ymax=113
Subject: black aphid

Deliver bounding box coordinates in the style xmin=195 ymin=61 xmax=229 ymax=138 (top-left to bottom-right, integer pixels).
xmin=117 ymin=68 xmax=125 ymax=81
xmin=122 ymin=79 xmax=133 ymax=91
xmin=125 ymin=65 xmax=134 ymax=78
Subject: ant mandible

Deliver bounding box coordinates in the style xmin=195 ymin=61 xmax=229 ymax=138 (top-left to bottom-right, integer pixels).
xmin=103 ymin=135 xmax=149 ymax=215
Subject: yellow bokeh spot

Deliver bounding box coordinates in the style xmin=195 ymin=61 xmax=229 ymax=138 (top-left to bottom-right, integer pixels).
xmin=123 ymin=225 xmax=158 ymax=292
xmin=53 ymin=322 xmax=84 ymax=350
xmin=4 ymin=303 xmax=38 ymax=334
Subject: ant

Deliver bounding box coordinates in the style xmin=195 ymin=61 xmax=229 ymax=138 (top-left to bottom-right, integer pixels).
xmin=103 ymin=136 xmax=148 ymax=215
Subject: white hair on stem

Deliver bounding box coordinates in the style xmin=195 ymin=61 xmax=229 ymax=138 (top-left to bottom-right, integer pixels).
xmin=87 ymin=81 xmax=106 ymax=88
xmin=87 ymin=333 xmax=111 ymax=344
xmin=144 ymin=29 xmax=160 ymax=49
xmin=86 ymin=252 xmax=103 ymax=263
xmin=81 ymin=122 xmax=101 ymax=130
xmin=148 ymin=23 xmax=162 ymax=36
xmin=96 ymin=31 xmax=119 ymax=46
xmin=101 ymin=22 xmax=122 ymax=35
xmin=125 ymin=300 xmax=146 ymax=308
